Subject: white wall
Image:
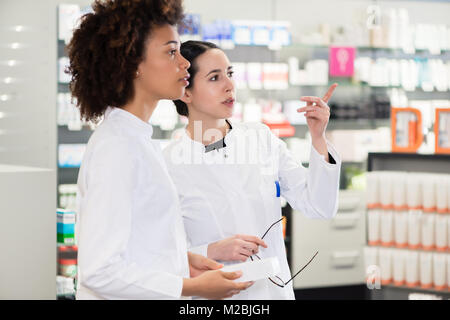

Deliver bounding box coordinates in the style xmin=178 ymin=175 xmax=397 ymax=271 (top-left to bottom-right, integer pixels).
xmin=0 ymin=0 xmax=57 ymax=169
xmin=0 ymin=165 xmax=56 ymax=299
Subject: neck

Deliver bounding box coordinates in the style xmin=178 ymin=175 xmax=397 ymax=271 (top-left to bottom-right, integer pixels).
xmin=186 ymin=109 xmax=229 ymax=146
xmin=122 ymin=89 xmax=158 ymax=123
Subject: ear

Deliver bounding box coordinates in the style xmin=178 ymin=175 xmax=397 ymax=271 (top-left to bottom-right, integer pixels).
xmin=179 ymin=88 xmax=193 ymax=104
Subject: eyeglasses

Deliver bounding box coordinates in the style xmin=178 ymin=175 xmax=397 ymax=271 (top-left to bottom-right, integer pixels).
xmin=249 ymin=217 xmax=319 ymax=288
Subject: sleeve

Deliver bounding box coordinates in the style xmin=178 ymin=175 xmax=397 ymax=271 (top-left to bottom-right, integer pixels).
xmin=163 ymin=145 xmax=219 ymax=260
xmin=273 ymin=130 xmax=342 ymax=220
xmin=76 ymin=138 xmax=183 ymax=300
xmin=188 ymin=244 xmax=209 ymax=257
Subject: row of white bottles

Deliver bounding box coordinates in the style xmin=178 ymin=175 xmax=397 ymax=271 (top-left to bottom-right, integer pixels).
xmin=364 ymin=246 xmax=449 ymax=291
xmin=366 ymin=171 xmax=450 ymax=213
xmin=368 ymin=210 xmax=449 ymax=251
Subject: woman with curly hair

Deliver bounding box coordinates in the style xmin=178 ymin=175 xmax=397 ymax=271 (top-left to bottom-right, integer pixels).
xmin=68 ymin=0 xmax=252 ymax=300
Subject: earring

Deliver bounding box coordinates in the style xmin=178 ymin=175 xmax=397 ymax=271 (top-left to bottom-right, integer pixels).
xmin=135 ymin=71 xmax=139 ymax=77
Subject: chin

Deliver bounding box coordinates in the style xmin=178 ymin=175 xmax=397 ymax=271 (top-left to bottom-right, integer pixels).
xmin=224 ymin=110 xmax=233 ymax=119
xmin=166 ymin=89 xmax=185 ymax=101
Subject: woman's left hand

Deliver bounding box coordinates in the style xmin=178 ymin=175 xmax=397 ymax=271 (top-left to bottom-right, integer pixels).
xmin=188 ymin=251 xmax=224 ymax=278
xmin=297 ymin=83 xmax=337 ymax=140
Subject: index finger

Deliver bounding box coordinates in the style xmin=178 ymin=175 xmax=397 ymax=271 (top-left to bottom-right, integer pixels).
xmin=322 ymin=83 xmax=338 ymax=103
xmin=238 ymin=235 xmax=268 ymax=248
xmin=234 ymin=281 xmax=254 ymax=290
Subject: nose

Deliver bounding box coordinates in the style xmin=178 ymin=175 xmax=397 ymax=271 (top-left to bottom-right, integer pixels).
xmin=179 ymin=53 xmax=190 ymax=70
xmin=224 ymin=74 xmax=235 ymax=93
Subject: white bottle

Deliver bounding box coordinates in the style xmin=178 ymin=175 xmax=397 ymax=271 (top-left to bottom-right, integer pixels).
xmin=405 ymin=250 xmax=419 ymax=287
xmin=435 ymin=214 xmax=448 ymax=251
xmin=393 ymin=249 xmax=407 ymax=286
xmin=380 ymin=210 xmax=394 ymax=247
xmin=368 ymin=209 xmax=381 ymax=246
xmin=421 ymin=213 xmax=436 ymax=251
xmin=432 ymin=253 xmax=447 ymax=290
xmin=379 ymin=248 xmax=393 ymax=285
xmin=407 ymin=210 xmax=422 ymax=249
xmin=419 ymin=252 xmax=433 ymax=289
xmin=394 ymin=210 xmax=408 ymax=248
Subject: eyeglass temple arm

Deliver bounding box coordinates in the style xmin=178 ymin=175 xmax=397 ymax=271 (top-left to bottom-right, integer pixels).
xmin=284 ymin=251 xmax=319 ymax=286
xmin=261 ymin=217 xmax=284 ymax=240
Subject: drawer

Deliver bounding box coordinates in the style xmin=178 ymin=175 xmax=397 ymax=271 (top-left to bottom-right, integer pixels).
xmin=292 ymin=246 xmax=365 ymax=289
xmin=292 ymin=210 xmax=366 ymax=249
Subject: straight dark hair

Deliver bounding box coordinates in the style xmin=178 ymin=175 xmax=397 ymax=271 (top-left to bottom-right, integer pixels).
xmin=173 ymin=40 xmax=220 ymax=116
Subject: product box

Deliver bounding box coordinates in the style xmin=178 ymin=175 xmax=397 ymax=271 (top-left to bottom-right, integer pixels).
xmin=58 ymin=144 xmax=86 ymax=168
xmin=57 ymin=209 xmax=76 ymax=245
xmin=329 ymin=46 xmax=356 ymax=77
xmin=179 ymin=13 xmax=202 ymax=42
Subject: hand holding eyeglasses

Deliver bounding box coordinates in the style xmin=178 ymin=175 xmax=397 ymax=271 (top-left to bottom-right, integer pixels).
xmin=208 ymin=234 xmax=268 ymax=262
xmin=249 ymin=218 xmax=319 ymax=288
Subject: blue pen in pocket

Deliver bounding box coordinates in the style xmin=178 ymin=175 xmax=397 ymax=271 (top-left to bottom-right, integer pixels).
xmin=275 ymin=180 xmax=280 ymax=198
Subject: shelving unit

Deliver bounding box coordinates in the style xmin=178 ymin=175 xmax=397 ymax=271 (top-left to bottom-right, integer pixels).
xmin=366 ymin=152 xmax=450 ymax=300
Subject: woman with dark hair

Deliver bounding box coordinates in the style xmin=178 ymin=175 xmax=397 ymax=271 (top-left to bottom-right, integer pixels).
xmin=163 ymin=40 xmax=341 ymax=299
xmin=68 ymin=1 xmax=252 ymax=300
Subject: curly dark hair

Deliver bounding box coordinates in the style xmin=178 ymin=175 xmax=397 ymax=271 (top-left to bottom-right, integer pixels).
xmin=66 ymin=0 xmax=184 ymax=123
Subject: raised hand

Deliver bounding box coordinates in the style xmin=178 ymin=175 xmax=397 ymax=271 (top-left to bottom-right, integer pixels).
xmin=297 ymin=83 xmax=337 ymax=140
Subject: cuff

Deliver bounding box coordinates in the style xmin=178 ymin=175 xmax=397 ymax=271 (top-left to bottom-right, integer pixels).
xmin=310 ymin=140 xmax=341 ymax=168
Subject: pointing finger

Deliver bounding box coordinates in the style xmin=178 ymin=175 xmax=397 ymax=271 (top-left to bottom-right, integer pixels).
xmin=238 ymin=235 xmax=268 ymax=248
xmin=297 ymin=106 xmax=317 ymax=113
xmin=322 ymin=83 xmax=338 ymax=103
xmin=300 ymin=97 xmax=328 ymax=108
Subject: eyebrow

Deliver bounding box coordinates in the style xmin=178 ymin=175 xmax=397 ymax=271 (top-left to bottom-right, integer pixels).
xmin=205 ymin=66 xmax=233 ymax=77
xmin=163 ymin=40 xmax=179 ymax=46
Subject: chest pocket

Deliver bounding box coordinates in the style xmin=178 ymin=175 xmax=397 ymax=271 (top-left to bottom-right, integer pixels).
xmin=258 ymin=173 xmax=282 ymax=225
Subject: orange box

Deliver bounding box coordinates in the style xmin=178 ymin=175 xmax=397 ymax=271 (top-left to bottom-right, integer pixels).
xmin=391 ymin=107 xmax=423 ymax=153
xmin=434 ymin=108 xmax=450 ymax=154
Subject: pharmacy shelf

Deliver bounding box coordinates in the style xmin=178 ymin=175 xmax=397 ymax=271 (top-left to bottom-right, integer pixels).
xmin=295 ymin=82 xmax=450 ymax=92
xmin=371 ymin=284 xmax=450 ymax=300
xmin=58 ymin=125 xmax=93 ymax=144
xmin=58 ymin=167 xmax=79 ymax=185
xmin=367 ymin=152 xmax=450 ymax=300
xmin=367 ymin=152 xmax=450 ymax=173
xmin=282 ymin=43 xmax=450 ymax=55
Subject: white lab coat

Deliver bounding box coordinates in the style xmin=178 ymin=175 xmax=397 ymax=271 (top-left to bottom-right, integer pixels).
xmin=75 ymin=107 xmax=190 ymax=300
xmin=163 ymin=121 xmax=341 ymax=300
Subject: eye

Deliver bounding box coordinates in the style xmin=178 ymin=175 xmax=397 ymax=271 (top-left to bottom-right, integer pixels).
xmin=228 ymin=71 xmax=234 ymax=78
xmin=169 ymin=49 xmax=177 ymax=57
xmin=210 ymin=75 xmax=218 ymax=81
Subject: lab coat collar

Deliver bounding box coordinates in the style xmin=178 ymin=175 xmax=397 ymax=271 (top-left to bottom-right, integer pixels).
xmin=105 ymin=107 xmax=154 ymax=137
xmin=181 ymin=119 xmax=237 ymax=153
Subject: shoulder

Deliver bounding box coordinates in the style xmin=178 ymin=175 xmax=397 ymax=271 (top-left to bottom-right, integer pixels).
xmin=233 ymin=121 xmax=269 ymax=132
xmin=162 ymin=136 xmax=184 ymax=162
xmin=230 ymin=122 xmax=272 ymax=139
xmin=86 ymin=122 xmax=138 ymax=165
xmin=233 ymin=122 xmax=278 ymax=145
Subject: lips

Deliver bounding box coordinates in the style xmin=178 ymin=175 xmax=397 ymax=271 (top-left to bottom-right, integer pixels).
xmin=222 ymin=98 xmax=235 ymax=108
xmin=179 ymin=73 xmax=190 ymax=86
